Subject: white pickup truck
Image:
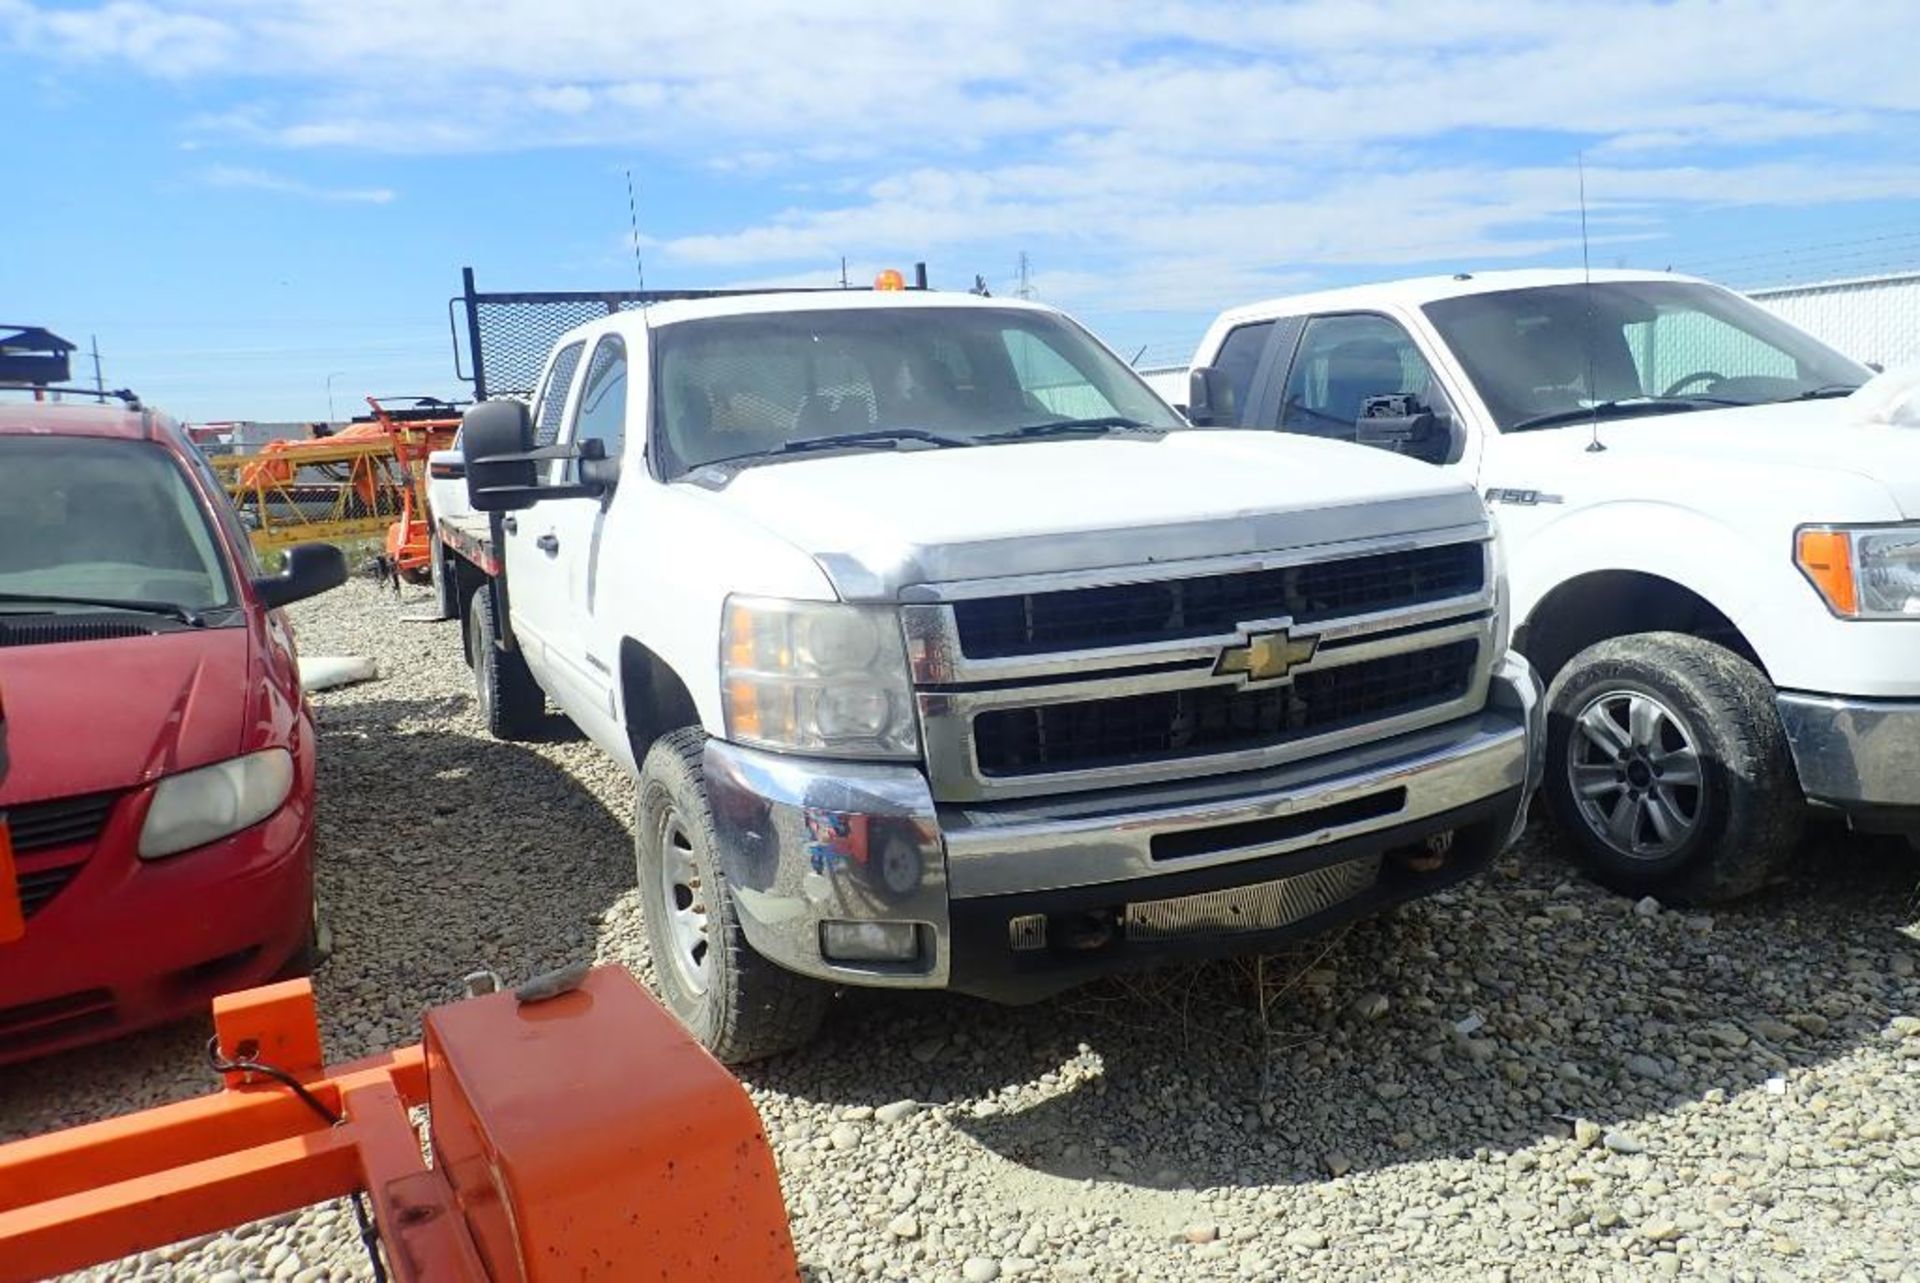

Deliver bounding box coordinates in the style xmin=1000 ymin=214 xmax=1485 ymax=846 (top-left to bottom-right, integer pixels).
xmin=1184 ymin=269 xmax=1920 ymax=904
xmin=443 ymin=285 xmax=1542 ymax=1061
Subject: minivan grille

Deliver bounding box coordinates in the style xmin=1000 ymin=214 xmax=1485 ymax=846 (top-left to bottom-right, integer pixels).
xmin=973 ymin=639 xmax=1478 ymax=777
xmin=953 ymin=542 xmax=1483 ymax=659
xmin=6 ymin=791 xmax=118 ymax=854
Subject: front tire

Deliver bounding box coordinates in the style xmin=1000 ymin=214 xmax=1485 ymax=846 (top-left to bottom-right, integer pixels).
xmin=1543 ymin=632 xmax=1802 ymax=904
xmin=467 ymin=581 xmax=544 ymax=741
xmin=634 ymin=728 xmax=830 ymax=1064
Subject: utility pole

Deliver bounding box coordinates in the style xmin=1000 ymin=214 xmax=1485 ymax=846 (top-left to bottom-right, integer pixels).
xmin=840 ymin=256 xmax=850 ymax=289
xmin=1016 ymin=251 xmax=1034 ymax=300
xmin=89 ymin=335 xmax=103 ymax=394
xmin=326 ymin=371 xmax=346 ymax=424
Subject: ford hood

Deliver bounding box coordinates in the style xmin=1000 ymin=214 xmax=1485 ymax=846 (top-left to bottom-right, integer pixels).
xmin=685 ymin=431 xmax=1489 ymax=599
xmin=0 ymin=627 xmax=250 ymax=804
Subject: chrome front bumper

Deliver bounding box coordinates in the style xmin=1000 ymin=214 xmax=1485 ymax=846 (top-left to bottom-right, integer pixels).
xmin=1777 ymin=692 xmax=1920 ymax=817
xmin=705 ymin=651 xmax=1543 ymax=991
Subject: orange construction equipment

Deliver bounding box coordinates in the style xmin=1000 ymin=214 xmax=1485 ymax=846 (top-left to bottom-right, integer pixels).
xmin=205 ymin=396 xmax=461 ymax=579
xmin=0 ymin=966 xmax=802 ymax=1282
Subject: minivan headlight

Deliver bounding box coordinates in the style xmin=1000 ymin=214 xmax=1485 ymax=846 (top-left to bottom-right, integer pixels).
xmin=138 ymin=748 xmax=295 ymax=859
xmin=722 ymin=597 xmax=919 ymax=758
xmin=1795 ymin=525 xmax=1920 ymax=619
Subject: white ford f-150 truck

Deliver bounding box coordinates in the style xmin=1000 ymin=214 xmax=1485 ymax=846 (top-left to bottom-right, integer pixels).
xmin=1184 ymin=268 xmax=1919 ymax=904
xmin=442 ymin=283 xmax=1542 ymax=1061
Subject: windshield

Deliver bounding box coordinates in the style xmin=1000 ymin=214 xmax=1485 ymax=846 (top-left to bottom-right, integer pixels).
xmin=650 ymin=305 xmax=1184 ymax=477
xmin=0 ymin=437 xmax=235 ymax=612
xmin=1423 ymin=280 xmax=1871 ymax=432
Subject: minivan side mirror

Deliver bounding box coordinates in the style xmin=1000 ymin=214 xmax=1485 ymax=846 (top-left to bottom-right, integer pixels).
xmin=253 ymin=542 xmax=348 ymax=609
xmin=1186 ymin=367 xmax=1238 ymax=427
xmin=1355 ymin=394 xmax=1465 ymax=466
xmin=462 ymin=400 xmax=538 ymax=512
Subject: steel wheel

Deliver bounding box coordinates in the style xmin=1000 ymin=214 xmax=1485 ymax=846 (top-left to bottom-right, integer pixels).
xmin=655 ymin=804 xmax=711 ymax=995
xmin=1566 ymin=688 xmax=1704 ymax=861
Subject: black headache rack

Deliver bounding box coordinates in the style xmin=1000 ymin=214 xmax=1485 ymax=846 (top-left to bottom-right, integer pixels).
xmin=449 ymin=263 xmax=931 ymax=401
xmin=0 ymin=326 xmax=141 ymax=407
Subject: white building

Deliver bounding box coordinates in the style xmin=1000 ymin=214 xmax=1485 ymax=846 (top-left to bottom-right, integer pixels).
xmin=1750 ymin=270 xmax=1920 ymax=371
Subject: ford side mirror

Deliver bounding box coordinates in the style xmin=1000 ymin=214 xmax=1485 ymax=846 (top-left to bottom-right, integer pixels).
xmin=462 ymin=400 xmax=538 ymax=512
xmin=1186 ymin=367 xmax=1237 ymax=427
xmin=1355 ymin=395 xmax=1464 ymax=466
xmin=253 ymin=542 xmax=347 ymax=609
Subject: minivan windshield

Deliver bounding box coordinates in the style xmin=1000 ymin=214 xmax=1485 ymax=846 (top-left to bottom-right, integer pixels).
xmin=0 ymin=437 xmax=235 ymax=613
xmin=1423 ymin=280 xmax=1872 ymax=432
xmin=650 ymin=305 xmax=1184 ymax=477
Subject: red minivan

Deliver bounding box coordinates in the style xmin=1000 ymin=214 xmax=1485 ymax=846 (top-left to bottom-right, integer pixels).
xmin=0 ymin=399 xmax=345 ymax=1062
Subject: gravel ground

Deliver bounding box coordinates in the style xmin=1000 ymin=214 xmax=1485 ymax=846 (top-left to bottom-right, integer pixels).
xmin=6 ymin=575 xmax=1920 ymax=1283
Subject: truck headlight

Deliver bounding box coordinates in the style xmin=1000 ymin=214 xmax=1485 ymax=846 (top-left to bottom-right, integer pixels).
xmin=722 ymin=597 xmax=919 ymax=759
xmin=1796 ymin=525 xmax=1920 ymax=619
xmin=138 ymin=748 xmax=295 ymax=859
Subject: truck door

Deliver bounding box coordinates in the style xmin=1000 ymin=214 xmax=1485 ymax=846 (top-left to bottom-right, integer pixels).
xmin=538 ymin=333 xmax=628 ymax=745
xmin=502 ymin=340 xmax=586 ymax=695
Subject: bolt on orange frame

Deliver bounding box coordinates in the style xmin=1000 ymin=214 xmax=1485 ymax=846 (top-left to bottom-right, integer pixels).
xmin=0 ymin=967 xmax=801 ymax=1282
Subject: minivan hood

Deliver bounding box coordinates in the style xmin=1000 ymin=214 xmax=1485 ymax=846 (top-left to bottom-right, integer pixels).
xmin=0 ymin=627 xmax=250 ymax=804
xmin=690 ymin=431 xmax=1488 ymax=600
xmin=1592 ymin=397 xmax=1920 ymax=518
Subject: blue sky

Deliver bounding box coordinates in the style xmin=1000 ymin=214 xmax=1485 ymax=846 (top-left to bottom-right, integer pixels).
xmin=5 ymin=0 xmax=1920 ymax=422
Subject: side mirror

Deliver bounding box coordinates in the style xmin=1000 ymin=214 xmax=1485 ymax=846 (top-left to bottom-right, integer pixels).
xmin=1186 ymin=367 xmax=1238 ymax=427
xmin=1355 ymin=395 xmax=1465 ymax=466
xmin=461 ymin=400 xmax=536 ymax=512
xmin=253 ymin=542 xmax=347 ymax=609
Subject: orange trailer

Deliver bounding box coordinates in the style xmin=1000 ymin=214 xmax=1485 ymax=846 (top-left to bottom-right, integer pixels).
xmin=0 ymin=966 xmax=802 ymax=1282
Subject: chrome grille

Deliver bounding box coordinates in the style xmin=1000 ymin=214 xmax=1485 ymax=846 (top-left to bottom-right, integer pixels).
xmin=953 ymin=542 xmax=1484 ymax=659
xmin=973 ymin=639 xmax=1477 ymax=777
xmin=1124 ymin=855 xmax=1382 ymax=940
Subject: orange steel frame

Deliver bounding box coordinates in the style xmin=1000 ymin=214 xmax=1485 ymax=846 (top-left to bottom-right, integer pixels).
xmin=361 ymin=396 xmax=461 ymax=580
xmin=0 ymin=967 xmax=802 ymax=1282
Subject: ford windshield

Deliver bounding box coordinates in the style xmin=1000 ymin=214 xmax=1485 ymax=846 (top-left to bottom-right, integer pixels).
xmin=1423 ymin=280 xmax=1872 ymax=433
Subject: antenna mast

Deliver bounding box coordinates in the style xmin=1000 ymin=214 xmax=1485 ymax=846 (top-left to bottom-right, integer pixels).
xmin=1579 ymin=153 xmax=1605 ymax=454
xmin=625 ymin=169 xmax=646 ymax=290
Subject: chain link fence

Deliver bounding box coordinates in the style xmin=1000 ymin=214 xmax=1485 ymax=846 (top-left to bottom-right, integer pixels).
xmin=1751 ymin=271 xmax=1920 ymax=371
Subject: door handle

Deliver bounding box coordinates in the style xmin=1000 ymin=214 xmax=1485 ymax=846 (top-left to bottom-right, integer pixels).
xmin=502 ymin=516 xmax=519 ymax=535
xmin=536 ymin=533 xmax=561 ymax=555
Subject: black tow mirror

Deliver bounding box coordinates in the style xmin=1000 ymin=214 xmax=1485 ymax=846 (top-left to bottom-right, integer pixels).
xmin=1355 ymin=395 xmax=1464 ymax=466
xmin=1185 ymin=366 xmax=1238 ymax=427
xmin=461 ymin=400 xmax=537 ymax=512
xmin=253 ymin=542 xmax=347 ymax=609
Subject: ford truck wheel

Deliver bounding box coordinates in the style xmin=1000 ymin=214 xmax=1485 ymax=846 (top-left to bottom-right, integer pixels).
xmin=635 ymin=728 xmax=830 ymax=1064
xmin=468 ymin=581 xmax=544 ymax=741
xmin=1544 ymin=632 xmax=1801 ymax=904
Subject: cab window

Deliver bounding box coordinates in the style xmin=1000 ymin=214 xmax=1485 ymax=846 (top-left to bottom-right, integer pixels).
xmin=564 ymin=335 xmax=628 ymax=479
xmin=533 ymin=341 xmax=586 ymax=448
xmin=1210 ymin=321 xmax=1274 ymax=423
xmin=1279 ymin=314 xmax=1445 ymax=439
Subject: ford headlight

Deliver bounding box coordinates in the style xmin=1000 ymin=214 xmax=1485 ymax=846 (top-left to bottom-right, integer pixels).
xmin=722 ymin=597 xmax=919 ymax=758
xmin=1796 ymin=524 xmax=1920 ymax=619
xmin=138 ymin=748 xmax=295 ymax=859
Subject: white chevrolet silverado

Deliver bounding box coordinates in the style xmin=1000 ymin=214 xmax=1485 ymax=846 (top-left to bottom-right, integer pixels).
xmin=1185 ymin=269 xmax=1919 ymax=904
xmin=445 ymin=286 xmax=1543 ymax=1061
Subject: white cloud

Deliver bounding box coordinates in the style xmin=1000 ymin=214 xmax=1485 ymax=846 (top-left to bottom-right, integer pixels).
xmin=202 ymin=164 xmax=395 ymax=204
xmin=10 ymin=0 xmax=1920 ymax=310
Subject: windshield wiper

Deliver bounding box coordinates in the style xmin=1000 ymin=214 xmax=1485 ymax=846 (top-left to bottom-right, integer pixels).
xmin=980 ymin=416 xmax=1159 ymax=442
xmin=0 ymin=591 xmax=203 ymax=626
xmin=1507 ymin=397 xmax=1745 ymax=434
xmin=702 ymin=427 xmax=975 ymax=469
xmin=1787 ymin=384 xmax=1861 ymax=401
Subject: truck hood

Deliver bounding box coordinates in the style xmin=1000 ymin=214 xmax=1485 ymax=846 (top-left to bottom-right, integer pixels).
xmin=1588 ymin=396 xmax=1920 ymax=518
xmin=687 ymin=431 xmax=1487 ymax=599
xmin=0 ymin=628 xmax=249 ymax=804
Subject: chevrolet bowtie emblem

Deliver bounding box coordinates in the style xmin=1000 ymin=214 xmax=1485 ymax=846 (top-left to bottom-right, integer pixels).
xmin=1216 ymin=629 xmax=1320 ymax=684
